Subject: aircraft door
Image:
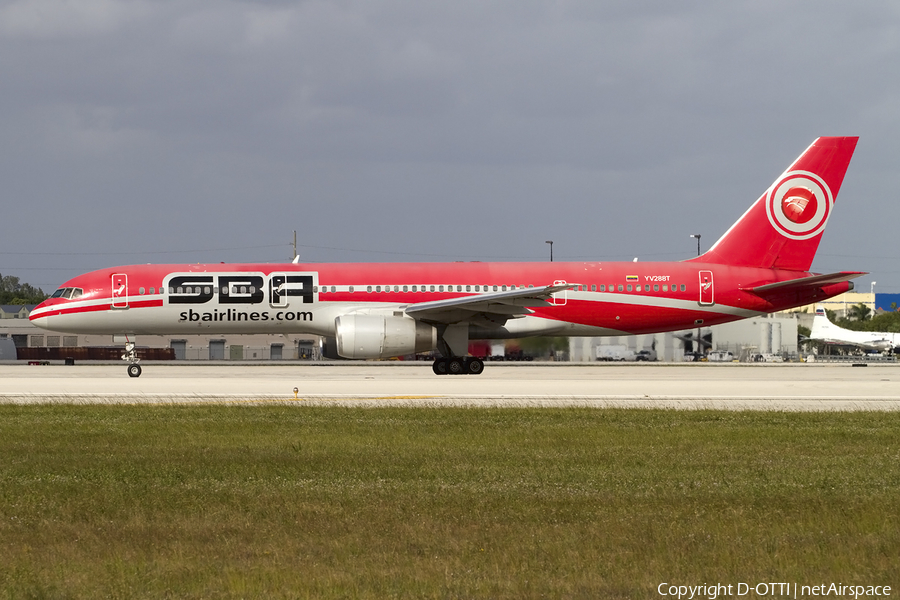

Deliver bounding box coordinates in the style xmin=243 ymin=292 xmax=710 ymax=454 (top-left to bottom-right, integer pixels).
xmin=551 ymin=280 xmax=568 ymax=306
xmin=698 ymin=270 xmax=714 ymax=306
xmin=270 ymin=274 xmax=288 ymax=308
xmin=111 ymin=273 xmax=129 ymax=309
xmin=269 ymin=273 xmax=315 ymax=308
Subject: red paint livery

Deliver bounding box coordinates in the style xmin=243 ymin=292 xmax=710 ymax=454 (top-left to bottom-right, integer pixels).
xmin=31 ymin=137 xmax=864 ymax=376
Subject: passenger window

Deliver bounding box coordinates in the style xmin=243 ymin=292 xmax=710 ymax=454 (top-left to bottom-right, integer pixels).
xmin=367 ymin=286 xmax=372 ymax=293
xmin=139 ymin=287 xmax=145 ymax=295
xmin=402 ymin=286 xmax=407 ymax=292
xmin=618 ymin=284 xmax=624 ymax=292
xmin=654 ymin=284 xmax=659 ymax=292
xmin=626 ymin=285 xmax=632 ymax=291
xmin=591 ymin=284 xmax=596 ymax=292
xmin=662 ymin=285 xmax=668 ymax=291
xmin=644 ymin=284 xmax=650 ymax=291
xmin=221 ymin=286 xmax=228 ymax=295
xmin=680 ymin=284 xmax=686 ymax=291
xmin=493 ymin=285 xmax=498 ymax=291
xmin=177 ymin=287 xmax=183 ymax=294
xmin=149 ymin=287 xmax=155 ymax=295
xmin=431 ymin=285 xmax=435 ymax=292
xmin=474 ymin=285 xmax=480 ymax=292
xmin=204 ymin=287 xmax=210 ymax=295
xmin=466 ymin=285 xmax=471 ymax=292
xmin=349 ymin=286 xmax=354 ymax=293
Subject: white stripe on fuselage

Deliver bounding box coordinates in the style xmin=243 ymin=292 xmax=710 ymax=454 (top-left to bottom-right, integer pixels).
xmin=36 ymin=286 xmax=757 ymax=337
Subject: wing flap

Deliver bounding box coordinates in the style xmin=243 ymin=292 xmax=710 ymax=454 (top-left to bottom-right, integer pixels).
xmin=404 ymin=282 xmax=574 ymax=322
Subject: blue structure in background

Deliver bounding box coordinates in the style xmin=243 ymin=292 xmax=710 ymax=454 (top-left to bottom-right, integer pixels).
xmin=875 ymin=294 xmax=900 ymax=312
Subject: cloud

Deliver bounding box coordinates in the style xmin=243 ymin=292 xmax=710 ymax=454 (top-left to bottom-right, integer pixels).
xmin=0 ymin=0 xmax=149 ymax=39
xmin=1 ymin=1 xmax=899 ymax=292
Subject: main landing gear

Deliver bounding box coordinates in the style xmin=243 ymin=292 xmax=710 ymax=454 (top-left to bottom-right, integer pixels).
xmin=123 ymin=342 xmax=142 ymax=377
xmin=432 ymin=357 xmax=485 ymax=376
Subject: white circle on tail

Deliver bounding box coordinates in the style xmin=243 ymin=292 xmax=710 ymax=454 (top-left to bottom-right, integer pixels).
xmin=765 ymin=170 xmax=833 ymax=240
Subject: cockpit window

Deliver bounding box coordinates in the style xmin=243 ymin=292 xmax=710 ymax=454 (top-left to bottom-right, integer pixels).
xmin=49 ymin=287 xmax=84 ymax=300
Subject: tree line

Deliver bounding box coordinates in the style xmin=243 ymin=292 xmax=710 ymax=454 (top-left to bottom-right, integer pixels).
xmin=826 ymin=303 xmax=900 ymax=333
xmin=0 ymin=274 xmax=48 ymax=305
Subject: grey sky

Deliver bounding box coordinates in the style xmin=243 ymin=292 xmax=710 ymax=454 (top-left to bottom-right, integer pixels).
xmin=2 ymin=0 xmax=898 ymax=294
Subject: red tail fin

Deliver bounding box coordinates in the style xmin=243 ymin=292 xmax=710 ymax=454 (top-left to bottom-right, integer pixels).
xmin=692 ymin=137 xmax=858 ymax=271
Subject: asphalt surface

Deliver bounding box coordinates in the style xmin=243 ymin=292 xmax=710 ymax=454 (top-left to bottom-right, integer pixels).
xmin=1 ymin=362 xmax=898 ymax=410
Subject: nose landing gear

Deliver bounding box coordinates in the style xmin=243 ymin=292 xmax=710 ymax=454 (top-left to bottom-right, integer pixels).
xmin=122 ymin=342 xmax=142 ymax=377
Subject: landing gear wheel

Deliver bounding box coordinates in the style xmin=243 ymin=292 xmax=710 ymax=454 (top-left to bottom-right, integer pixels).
xmin=432 ymin=358 xmax=448 ymax=375
xmin=127 ymin=364 xmax=142 ymax=378
xmin=465 ymin=357 xmax=485 ymax=375
xmin=447 ymin=358 xmax=464 ymax=375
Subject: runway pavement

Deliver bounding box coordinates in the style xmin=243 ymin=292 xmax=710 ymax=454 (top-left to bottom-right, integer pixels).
xmin=2 ymin=361 xmax=899 ymax=410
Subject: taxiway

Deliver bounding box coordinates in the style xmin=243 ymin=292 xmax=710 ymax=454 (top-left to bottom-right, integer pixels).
xmin=1 ymin=362 xmax=898 ymax=410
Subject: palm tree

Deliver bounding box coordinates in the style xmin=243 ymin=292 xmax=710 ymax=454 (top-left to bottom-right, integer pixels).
xmin=847 ymin=303 xmax=872 ymax=321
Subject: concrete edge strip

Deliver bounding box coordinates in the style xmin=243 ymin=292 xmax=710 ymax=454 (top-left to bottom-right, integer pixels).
xmin=1 ymin=393 xmax=899 ymax=411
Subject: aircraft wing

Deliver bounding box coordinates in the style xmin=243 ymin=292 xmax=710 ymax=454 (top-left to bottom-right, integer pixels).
xmin=742 ymin=271 xmax=867 ymax=296
xmin=404 ymin=282 xmax=575 ymax=324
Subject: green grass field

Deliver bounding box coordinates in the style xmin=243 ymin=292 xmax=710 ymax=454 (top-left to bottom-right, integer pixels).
xmin=0 ymin=406 xmax=898 ymax=599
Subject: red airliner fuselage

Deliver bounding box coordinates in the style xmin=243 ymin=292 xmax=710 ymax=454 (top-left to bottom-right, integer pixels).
xmin=30 ymin=137 xmax=864 ymax=376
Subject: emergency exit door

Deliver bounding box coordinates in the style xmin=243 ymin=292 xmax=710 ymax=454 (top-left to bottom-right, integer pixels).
xmin=698 ymin=270 xmax=714 ymax=306
xmin=111 ymin=273 xmax=128 ymax=309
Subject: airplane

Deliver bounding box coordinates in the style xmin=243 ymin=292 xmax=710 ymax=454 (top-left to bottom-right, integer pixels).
xmin=30 ymin=136 xmax=864 ymax=377
xmin=809 ymin=306 xmax=900 ymax=353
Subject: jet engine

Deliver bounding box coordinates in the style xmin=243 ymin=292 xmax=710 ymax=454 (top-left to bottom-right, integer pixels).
xmin=335 ymin=315 xmax=436 ymax=359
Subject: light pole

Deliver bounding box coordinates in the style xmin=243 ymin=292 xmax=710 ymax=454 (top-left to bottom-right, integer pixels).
xmin=690 ymin=233 xmax=701 ymax=256
xmin=871 ymin=281 xmax=877 ymax=295
xmin=545 ymin=240 xmax=553 ymax=262
xmin=690 ymin=233 xmax=702 ymax=356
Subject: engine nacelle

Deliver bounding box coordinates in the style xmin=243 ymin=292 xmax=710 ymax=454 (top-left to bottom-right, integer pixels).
xmin=335 ymin=315 xmax=437 ymax=359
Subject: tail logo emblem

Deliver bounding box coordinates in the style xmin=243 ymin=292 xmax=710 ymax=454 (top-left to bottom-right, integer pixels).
xmin=765 ymin=170 xmax=833 ymax=240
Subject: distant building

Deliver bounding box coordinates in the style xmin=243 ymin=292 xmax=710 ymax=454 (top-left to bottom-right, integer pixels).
xmin=875 ymin=294 xmax=900 ymax=313
xmin=0 ymin=305 xmax=320 ymax=360
xmin=0 ymin=305 xmax=31 ymax=320
xmin=781 ymin=292 xmax=874 ymax=319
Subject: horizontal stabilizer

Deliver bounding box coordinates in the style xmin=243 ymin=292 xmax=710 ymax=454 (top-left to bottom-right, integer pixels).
xmin=742 ymin=271 xmax=866 ymax=296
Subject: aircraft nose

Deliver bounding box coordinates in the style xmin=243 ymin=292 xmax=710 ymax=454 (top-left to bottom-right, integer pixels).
xmin=29 ymin=303 xmax=52 ymax=329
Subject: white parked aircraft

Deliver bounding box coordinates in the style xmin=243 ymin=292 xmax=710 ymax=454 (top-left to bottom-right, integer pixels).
xmin=809 ymin=306 xmax=900 ymax=353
